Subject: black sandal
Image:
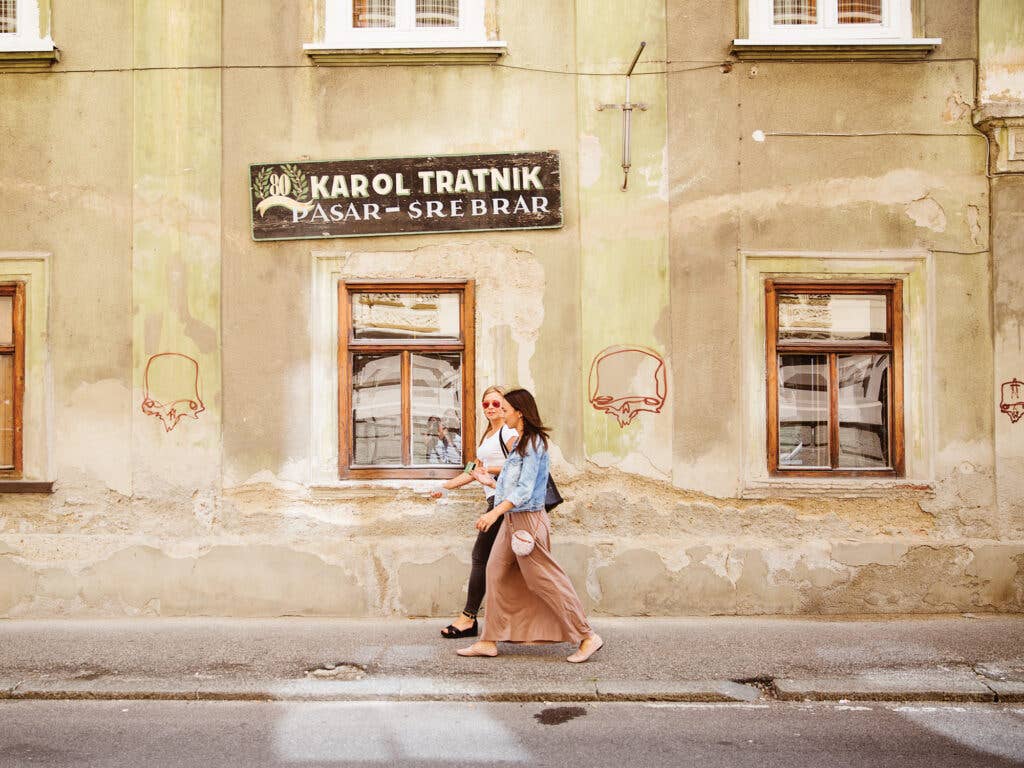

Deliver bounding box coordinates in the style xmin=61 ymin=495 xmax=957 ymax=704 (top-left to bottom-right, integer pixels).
xmin=441 ymin=615 xmax=478 ymax=639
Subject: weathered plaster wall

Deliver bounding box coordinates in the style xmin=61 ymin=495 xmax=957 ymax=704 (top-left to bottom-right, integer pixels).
xmin=220 ymin=0 xmax=583 ymax=488
xmin=131 ymin=0 xmax=222 ymax=511
xmin=991 ymin=176 xmax=1024 ymax=537
xmin=979 ymin=0 xmax=1024 ymax=539
xmin=980 ymin=0 xmax=1024 ymax=104
xmin=0 ymin=0 xmax=1020 ymax=618
xmin=0 ymin=5 xmax=133 ymax=499
xmin=576 ymin=1 xmax=673 ymax=481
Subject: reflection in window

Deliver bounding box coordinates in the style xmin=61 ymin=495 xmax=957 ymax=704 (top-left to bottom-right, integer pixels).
xmin=778 ymin=293 xmax=887 ymax=342
xmin=0 ymin=354 xmax=12 ymax=468
xmin=352 ymin=353 xmax=402 ymax=465
xmin=774 ymin=0 xmax=817 ymax=25
xmin=838 ymin=354 xmax=889 ymax=468
xmin=352 ymin=292 xmax=460 ymax=340
xmin=0 ymin=296 xmax=11 ymax=345
xmin=353 ymin=0 xmax=395 ymax=28
xmin=838 ymin=0 xmax=882 ymax=24
xmin=778 ymin=354 xmax=830 ymax=468
xmin=416 ymin=0 xmax=459 ymax=27
xmin=411 ymin=353 xmax=462 ymax=465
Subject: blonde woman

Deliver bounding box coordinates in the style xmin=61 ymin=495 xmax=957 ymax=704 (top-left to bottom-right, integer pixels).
xmin=432 ymin=385 xmax=517 ymax=638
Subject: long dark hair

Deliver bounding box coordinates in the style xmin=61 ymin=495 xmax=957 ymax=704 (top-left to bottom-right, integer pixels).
xmin=503 ymin=388 xmax=550 ymax=457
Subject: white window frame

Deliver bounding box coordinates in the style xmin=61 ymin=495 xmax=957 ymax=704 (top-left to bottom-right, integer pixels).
xmin=0 ymin=0 xmax=54 ymax=53
xmin=747 ymin=0 xmax=914 ymax=43
xmin=325 ymin=0 xmax=487 ymax=46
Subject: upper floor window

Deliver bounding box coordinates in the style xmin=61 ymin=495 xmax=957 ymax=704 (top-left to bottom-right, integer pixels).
xmin=748 ymin=0 xmax=912 ymax=42
xmin=0 ymin=1 xmax=16 ymax=34
xmin=327 ymin=0 xmax=486 ymax=45
xmin=765 ymin=280 xmax=904 ymax=477
xmin=0 ymin=0 xmax=54 ymax=53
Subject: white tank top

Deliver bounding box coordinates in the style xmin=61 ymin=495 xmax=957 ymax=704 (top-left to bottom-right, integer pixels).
xmin=477 ymin=425 xmax=517 ymax=499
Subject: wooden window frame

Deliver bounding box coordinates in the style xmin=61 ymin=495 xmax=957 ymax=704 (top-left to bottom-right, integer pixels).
xmin=0 ymin=282 xmax=25 ymax=478
xmin=338 ymin=279 xmax=475 ymax=480
xmin=766 ymin=279 xmax=904 ymax=477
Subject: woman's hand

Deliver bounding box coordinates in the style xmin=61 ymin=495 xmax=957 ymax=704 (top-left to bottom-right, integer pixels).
xmin=472 ymin=467 xmax=496 ymax=488
xmin=475 ymin=510 xmax=501 ymax=532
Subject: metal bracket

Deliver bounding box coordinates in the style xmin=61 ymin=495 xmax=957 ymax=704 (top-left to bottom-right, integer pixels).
xmin=596 ymin=42 xmax=648 ymax=190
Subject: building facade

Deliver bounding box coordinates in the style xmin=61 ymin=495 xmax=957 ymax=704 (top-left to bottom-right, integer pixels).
xmin=0 ymin=0 xmax=1022 ymax=616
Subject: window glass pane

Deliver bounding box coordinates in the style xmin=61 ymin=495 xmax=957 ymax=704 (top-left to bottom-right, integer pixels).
xmin=416 ymin=0 xmax=459 ymax=27
xmin=352 ymin=353 xmax=402 ymax=466
xmin=838 ymin=354 xmax=890 ymax=468
xmin=0 ymin=354 xmax=12 ymax=468
xmin=838 ymin=0 xmax=882 ymax=24
xmin=778 ymin=354 xmax=830 ymax=468
xmin=352 ymin=292 xmax=460 ymax=340
xmin=774 ymin=0 xmax=817 ymax=24
xmin=0 ymin=296 xmax=12 ymax=345
xmin=778 ymin=293 xmax=887 ymax=342
xmin=411 ymin=353 xmax=462 ymax=465
xmin=352 ymin=0 xmax=395 ymax=28
xmin=0 ymin=0 xmax=16 ymax=34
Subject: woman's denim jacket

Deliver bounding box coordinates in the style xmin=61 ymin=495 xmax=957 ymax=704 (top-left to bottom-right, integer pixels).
xmin=493 ymin=437 xmax=549 ymax=513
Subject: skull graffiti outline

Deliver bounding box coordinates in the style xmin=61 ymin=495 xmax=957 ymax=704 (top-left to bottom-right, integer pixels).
xmin=1000 ymin=378 xmax=1024 ymax=424
xmin=588 ymin=345 xmax=667 ymax=428
xmin=141 ymin=353 xmax=206 ymax=432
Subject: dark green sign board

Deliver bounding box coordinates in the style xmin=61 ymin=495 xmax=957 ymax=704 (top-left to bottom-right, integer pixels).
xmin=250 ymin=151 xmax=562 ymax=241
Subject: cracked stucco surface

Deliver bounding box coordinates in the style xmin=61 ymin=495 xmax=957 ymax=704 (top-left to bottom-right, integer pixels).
xmin=0 ymin=0 xmax=1020 ymax=618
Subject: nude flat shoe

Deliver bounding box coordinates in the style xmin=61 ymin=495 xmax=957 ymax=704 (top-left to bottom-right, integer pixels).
xmin=456 ymin=643 xmax=498 ymax=657
xmin=567 ymin=635 xmax=604 ymax=663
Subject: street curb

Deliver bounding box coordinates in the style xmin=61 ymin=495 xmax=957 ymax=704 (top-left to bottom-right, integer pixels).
xmin=773 ymin=673 xmax=1003 ymax=704
xmin=1 ymin=677 xmax=1020 ymax=703
xmin=0 ymin=677 xmax=760 ymax=703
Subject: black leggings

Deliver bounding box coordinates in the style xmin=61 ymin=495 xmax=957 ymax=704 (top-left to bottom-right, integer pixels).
xmin=463 ymin=497 xmax=504 ymax=617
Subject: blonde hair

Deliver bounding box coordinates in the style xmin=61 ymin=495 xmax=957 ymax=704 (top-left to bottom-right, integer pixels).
xmin=479 ymin=385 xmax=507 ymax=445
xmin=481 ymin=384 xmax=506 ymax=400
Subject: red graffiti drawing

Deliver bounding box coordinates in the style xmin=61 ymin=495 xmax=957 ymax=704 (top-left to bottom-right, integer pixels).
xmin=1000 ymin=378 xmax=1024 ymax=424
xmin=141 ymin=353 xmax=205 ymax=432
xmin=588 ymin=345 xmax=667 ymax=428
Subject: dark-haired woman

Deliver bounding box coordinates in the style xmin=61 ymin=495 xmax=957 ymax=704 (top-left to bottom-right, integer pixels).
xmin=457 ymin=388 xmax=604 ymax=663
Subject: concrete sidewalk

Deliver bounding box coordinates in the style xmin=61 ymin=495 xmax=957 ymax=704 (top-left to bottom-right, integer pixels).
xmin=1 ymin=615 xmax=1022 ymax=703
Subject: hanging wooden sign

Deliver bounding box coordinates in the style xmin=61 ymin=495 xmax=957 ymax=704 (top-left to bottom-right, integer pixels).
xmin=250 ymin=151 xmax=562 ymax=241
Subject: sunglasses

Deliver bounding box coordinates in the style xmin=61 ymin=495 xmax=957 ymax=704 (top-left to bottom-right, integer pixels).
xmin=482 ymin=400 xmax=503 ymax=409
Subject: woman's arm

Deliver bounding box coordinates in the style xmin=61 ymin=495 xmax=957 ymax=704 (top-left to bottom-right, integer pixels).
xmin=504 ymin=440 xmax=541 ymax=510
xmin=430 ymin=469 xmax=476 ymax=499
xmin=471 ymin=467 xmax=497 ymax=488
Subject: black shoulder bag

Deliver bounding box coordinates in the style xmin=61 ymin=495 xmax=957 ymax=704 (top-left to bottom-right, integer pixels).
xmin=499 ymin=433 xmax=563 ymax=512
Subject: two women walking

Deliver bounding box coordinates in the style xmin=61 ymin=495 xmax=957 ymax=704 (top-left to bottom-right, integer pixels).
xmin=438 ymin=387 xmax=603 ymax=664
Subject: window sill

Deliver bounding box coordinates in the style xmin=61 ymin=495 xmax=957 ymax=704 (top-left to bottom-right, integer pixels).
xmin=740 ymin=478 xmax=931 ymax=499
xmin=304 ymin=41 xmax=507 ymax=66
xmin=0 ymin=46 xmax=59 ymax=71
xmin=731 ymin=39 xmax=941 ymax=61
xmin=0 ymin=481 xmax=54 ymax=494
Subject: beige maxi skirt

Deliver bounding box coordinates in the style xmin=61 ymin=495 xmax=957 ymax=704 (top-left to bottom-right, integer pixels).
xmin=480 ymin=509 xmax=592 ymax=644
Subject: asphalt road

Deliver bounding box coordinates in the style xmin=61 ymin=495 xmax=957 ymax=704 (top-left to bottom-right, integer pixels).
xmin=1 ymin=701 xmax=1023 ymax=767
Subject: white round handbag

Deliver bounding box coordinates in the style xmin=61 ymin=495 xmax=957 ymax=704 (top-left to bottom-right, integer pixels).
xmin=510 ymin=529 xmax=535 ymax=557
